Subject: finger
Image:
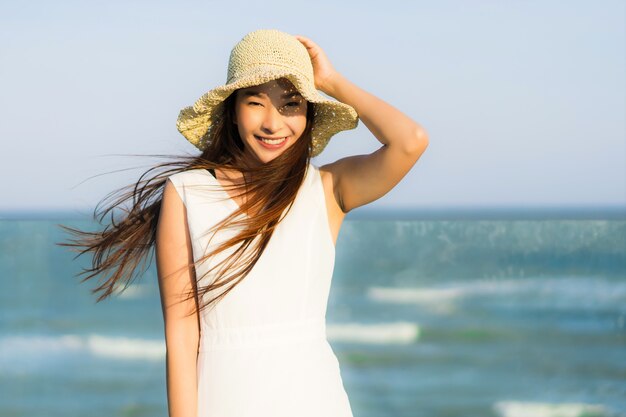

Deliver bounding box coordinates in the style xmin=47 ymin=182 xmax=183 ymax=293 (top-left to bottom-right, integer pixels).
xmin=295 ymin=35 xmax=315 ymax=48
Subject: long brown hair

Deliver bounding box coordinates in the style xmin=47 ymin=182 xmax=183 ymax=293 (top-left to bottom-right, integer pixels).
xmin=57 ymin=85 xmax=317 ymax=317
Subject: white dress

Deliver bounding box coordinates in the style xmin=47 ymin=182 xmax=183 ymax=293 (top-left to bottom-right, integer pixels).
xmin=167 ymin=162 xmax=354 ymax=417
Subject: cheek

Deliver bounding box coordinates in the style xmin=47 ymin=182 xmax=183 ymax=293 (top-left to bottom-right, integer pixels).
xmin=290 ymin=115 xmax=308 ymax=134
xmin=235 ymin=108 xmax=257 ymax=131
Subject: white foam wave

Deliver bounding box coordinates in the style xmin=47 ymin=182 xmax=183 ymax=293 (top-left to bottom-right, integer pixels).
xmin=116 ymin=283 xmax=153 ymax=299
xmin=0 ymin=334 xmax=84 ymax=355
xmin=367 ymin=286 xmax=464 ymax=314
xmin=86 ymin=335 xmax=165 ymax=360
xmin=368 ymin=277 xmax=626 ymax=310
xmin=326 ymin=322 xmax=419 ymax=344
xmin=0 ymin=334 xmax=165 ymax=361
xmin=0 ymin=321 xmax=419 ymax=362
xmin=493 ymin=400 xmax=609 ymax=417
xmin=369 ymin=286 xmax=464 ymax=302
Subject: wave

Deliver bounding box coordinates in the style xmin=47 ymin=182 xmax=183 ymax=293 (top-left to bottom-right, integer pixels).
xmin=0 ymin=334 xmax=165 ymax=362
xmin=326 ymin=322 xmax=419 ymax=344
xmin=0 ymin=321 xmax=420 ymax=364
xmin=115 ymin=283 xmax=155 ymax=299
xmin=367 ymin=276 xmax=626 ymax=310
xmin=493 ymin=400 xmax=610 ymax=417
xmin=87 ymin=334 xmax=165 ymax=359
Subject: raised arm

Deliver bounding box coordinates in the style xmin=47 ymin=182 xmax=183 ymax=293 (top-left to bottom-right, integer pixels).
xmin=156 ymin=179 xmax=200 ymax=417
xmin=296 ymin=35 xmax=429 ymax=213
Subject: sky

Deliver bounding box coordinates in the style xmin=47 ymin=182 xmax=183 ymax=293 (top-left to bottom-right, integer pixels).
xmin=0 ymin=0 xmax=624 ymax=212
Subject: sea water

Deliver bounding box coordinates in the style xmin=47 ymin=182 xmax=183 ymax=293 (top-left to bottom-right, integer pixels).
xmin=1 ymin=209 xmax=624 ymax=417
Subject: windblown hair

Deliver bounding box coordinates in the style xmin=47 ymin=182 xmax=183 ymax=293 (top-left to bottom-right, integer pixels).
xmin=57 ymin=88 xmax=317 ymax=317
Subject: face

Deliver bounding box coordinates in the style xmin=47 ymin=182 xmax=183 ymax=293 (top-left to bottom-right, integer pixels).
xmin=234 ymin=78 xmax=308 ymax=163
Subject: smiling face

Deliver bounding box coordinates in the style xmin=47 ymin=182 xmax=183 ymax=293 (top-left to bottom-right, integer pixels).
xmin=234 ymin=78 xmax=309 ymax=164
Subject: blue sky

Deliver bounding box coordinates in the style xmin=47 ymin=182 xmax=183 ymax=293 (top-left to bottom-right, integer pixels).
xmin=1 ymin=0 xmax=624 ymax=211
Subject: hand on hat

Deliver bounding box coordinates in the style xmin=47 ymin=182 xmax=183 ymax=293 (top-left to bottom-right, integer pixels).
xmin=294 ymin=35 xmax=338 ymax=95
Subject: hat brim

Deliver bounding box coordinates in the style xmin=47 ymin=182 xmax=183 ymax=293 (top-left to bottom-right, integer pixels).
xmin=176 ymin=69 xmax=358 ymax=157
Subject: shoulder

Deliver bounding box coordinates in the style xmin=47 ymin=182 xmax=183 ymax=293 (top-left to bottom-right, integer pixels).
xmin=165 ymin=169 xmax=210 ymax=203
xmin=312 ymin=161 xmax=347 ymax=215
xmin=314 ymin=161 xmax=337 ymax=195
xmin=167 ymin=168 xmax=206 ymax=181
xmin=167 ymin=168 xmax=209 ymax=187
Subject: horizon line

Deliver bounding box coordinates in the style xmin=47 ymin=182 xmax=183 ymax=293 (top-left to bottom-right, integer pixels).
xmin=1 ymin=204 xmax=624 ymax=221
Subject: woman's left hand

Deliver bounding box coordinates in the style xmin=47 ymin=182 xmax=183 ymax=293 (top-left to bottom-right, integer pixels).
xmin=294 ymin=35 xmax=339 ymax=95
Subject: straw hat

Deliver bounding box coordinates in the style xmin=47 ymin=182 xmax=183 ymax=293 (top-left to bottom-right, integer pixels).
xmin=176 ymin=29 xmax=359 ymax=157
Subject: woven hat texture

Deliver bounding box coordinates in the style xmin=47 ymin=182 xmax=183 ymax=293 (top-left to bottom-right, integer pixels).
xmin=176 ymin=29 xmax=359 ymax=157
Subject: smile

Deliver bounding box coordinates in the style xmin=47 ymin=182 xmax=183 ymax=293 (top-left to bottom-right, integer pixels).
xmin=255 ymin=135 xmax=288 ymax=148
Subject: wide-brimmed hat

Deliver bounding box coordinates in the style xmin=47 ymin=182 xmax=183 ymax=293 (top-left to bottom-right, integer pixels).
xmin=176 ymin=29 xmax=359 ymax=157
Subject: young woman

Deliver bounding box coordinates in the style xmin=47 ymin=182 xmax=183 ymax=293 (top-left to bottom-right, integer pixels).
xmin=60 ymin=29 xmax=428 ymax=417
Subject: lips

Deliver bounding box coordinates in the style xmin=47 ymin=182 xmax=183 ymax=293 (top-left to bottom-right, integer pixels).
xmin=254 ymin=135 xmax=288 ymax=149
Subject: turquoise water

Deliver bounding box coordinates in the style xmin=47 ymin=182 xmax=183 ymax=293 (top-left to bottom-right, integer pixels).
xmin=1 ymin=211 xmax=624 ymax=417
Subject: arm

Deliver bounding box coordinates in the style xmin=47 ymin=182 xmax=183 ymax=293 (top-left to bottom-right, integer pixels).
xmin=296 ymin=35 xmax=429 ymax=213
xmin=156 ymin=180 xmax=200 ymax=417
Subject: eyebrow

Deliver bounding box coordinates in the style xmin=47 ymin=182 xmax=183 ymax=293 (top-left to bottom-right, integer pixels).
xmin=242 ymin=90 xmax=303 ymax=99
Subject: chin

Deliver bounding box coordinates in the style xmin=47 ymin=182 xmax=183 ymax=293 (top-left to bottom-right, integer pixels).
xmin=248 ymin=142 xmax=292 ymax=163
xmin=257 ymin=152 xmax=284 ymax=164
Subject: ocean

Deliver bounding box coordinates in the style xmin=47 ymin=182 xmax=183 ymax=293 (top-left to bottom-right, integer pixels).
xmin=1 ymin=208 xmax=624 ymax=417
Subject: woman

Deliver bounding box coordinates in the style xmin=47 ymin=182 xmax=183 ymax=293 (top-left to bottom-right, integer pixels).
xmin=60 ymin=29 xmax=428 ymax=417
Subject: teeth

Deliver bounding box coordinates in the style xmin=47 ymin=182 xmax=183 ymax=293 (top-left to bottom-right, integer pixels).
xmin=259 ymin=136 xmax=286 ymax=145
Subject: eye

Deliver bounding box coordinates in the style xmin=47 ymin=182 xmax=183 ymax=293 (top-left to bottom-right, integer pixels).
xmin=248 ymin=101 xmax=263 ymax=106
xmin=285 ymin=101 xmax=301 ymax=107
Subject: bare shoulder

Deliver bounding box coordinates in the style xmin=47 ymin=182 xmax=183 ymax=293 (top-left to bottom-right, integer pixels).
xmin=317 ymin=162 xmax=348 ymax=246
xmin=317 ymin=162 xmax=345 ymax=212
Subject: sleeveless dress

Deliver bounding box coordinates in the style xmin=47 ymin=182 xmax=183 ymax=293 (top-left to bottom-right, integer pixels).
xmin=167 ymin=162 xmax=354 ymax=417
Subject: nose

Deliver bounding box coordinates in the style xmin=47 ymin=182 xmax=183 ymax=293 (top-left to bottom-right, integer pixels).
xmin=261 ymin=105 xmax=284 ymax=134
